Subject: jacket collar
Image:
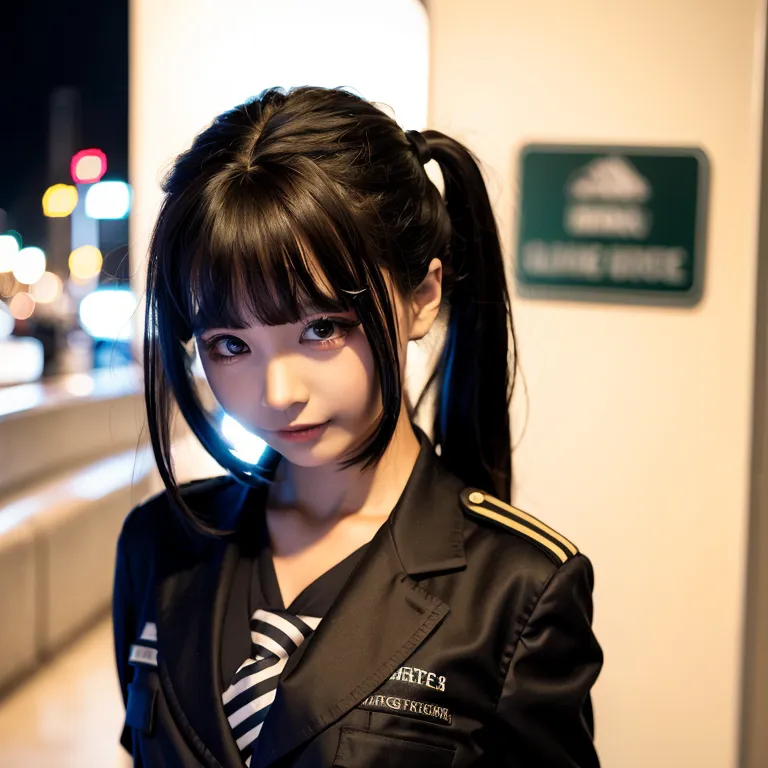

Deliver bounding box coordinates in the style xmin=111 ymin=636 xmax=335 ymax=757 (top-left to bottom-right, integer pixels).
xmin=155 ymin=425 xmax=467 ymax=768
xmin=389 ymin=423 xmax=467 ymax=576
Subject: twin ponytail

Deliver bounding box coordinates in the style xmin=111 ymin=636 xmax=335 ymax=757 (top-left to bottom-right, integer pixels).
xmin=419 ymin=131 xmax=516 ymax=503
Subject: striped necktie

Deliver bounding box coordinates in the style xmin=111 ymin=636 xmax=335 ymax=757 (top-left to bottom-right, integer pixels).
xmin=222 ymin=609 xmax=321 ymax=766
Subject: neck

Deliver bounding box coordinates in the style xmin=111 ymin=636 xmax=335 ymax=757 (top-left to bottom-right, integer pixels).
xmin=270 ymin=406 xmax=422 ymax=525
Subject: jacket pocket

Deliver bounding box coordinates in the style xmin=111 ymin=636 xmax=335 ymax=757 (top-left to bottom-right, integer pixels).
xmin=333 ymin=727 xmax=456 ymax=767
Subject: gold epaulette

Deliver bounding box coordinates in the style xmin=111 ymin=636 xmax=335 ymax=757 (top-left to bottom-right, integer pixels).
xmin=459 ymin=488 xmax=579 ymax=565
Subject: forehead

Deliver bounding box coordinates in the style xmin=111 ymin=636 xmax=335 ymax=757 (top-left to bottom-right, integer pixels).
xmin=190 ymin=246 xmax=352 ymax=335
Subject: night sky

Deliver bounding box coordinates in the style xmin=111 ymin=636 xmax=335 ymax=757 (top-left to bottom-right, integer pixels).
xmin=0 ymin=0 xmax=128 ymax=253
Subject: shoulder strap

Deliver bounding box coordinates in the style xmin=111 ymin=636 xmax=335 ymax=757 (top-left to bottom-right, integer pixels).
xmin=460 ymin=488 xmax=579 ymax=565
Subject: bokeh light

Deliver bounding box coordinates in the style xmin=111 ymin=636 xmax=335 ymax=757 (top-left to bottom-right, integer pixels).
xmin=30 ymin=271 xmax=64 ymax=304
xmin=0 ymin=273 xmax=16 ymax=298
xmin=0 ymin=337 xmax=44 ymax=385
xmin=0 ymin=235 xmax=20 ymax=272
xmin=221 ymin=413 xmax=267 ymax=464
xmin=0 ymin=301 xmax=14 ymax=339
xmin=12 ymin=247 xmax=46 ymax=285
xmin=71 ymin=149 xmax=107 ymax=184
xmin=62 ymin=373 xmax=95 ymax=397
xmin=9 ymin=292 xmax=35 ymax=320
xmin=78 ymin=287 xmax=137 ymax=340
xmin=84 ymin=181 xmax=131 ymax=219
xmin=68 ymin=245 xmax=103 ymax=281
xmin=42 ymin=184 xmax=78 ymax=217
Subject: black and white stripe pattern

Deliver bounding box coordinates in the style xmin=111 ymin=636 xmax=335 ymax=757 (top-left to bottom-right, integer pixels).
xmin=223 ymin=609 xmax=321 ymax=766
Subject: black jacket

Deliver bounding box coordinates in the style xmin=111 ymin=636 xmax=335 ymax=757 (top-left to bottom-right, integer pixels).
xmin=113 ymin=434 xmax=603 ymax=767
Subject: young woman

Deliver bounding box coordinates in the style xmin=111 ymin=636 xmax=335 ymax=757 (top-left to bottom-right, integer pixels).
xmin=113 ymin=85 xmax=603 ymax=768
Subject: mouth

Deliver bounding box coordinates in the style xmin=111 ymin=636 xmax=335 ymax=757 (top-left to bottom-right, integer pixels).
xmin=276 ymin=422 xmax=327 ymax=433
xmin=271 ymin=421 xmax=330 ymax=442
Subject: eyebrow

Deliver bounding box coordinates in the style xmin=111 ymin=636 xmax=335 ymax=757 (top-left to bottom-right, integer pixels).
xmin=192 ymin=299 xmax=353 ymax=335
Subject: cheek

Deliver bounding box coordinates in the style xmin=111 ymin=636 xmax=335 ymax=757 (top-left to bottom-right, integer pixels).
xmin=199 ymin=357 xmax=218 ymax=396
xmin=317 ymin=336 xmax=378 ymax=409
xmin=199 ymin=358 xmax=244 ymax=414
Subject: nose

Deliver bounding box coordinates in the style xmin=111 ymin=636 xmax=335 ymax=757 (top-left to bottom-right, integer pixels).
xmin=260 ymin=354 xmax=309 ymax=412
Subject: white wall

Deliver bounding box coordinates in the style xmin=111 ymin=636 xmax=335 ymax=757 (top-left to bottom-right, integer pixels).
xmin=129 ymin=0 xmax=429 ymax=317
xmin=427 ymin=1 xmax=765 ymax=765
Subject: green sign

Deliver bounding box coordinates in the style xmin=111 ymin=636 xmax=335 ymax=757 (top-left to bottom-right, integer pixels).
xmin=516 ymin=144 xmax=709 ymax=306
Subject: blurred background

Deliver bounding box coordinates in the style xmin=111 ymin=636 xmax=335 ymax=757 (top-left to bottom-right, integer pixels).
xmin=2 ymin=0 xmax=768 ymax=766
xmin=0 ymin=0 xmax=131 ymax=383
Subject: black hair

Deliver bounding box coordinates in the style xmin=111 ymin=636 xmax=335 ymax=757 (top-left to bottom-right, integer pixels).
xmin=144 ymin=85 xmax=518 ymax=535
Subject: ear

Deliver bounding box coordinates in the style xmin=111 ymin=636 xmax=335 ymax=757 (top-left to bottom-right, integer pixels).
xmin=409 ymin=258 xmax=442 ymax=341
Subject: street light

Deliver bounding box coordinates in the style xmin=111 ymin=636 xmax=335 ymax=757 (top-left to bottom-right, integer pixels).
xmin=85 ymin=181 xmax=131 ymax=220
xmin=12 ymin=247 xmax=47 ymax=285
xmin=0 ymin=235 xmax=19 ymax=272
xmin=69 ymin=245 xmax=103 ymax=281
xmin=30 ymin=272 xmax=63 ymax=304
xmin=43 ymin=184 xmax=78 ymax=217
xmin=71 ymin=149 xmax=108 ymax=184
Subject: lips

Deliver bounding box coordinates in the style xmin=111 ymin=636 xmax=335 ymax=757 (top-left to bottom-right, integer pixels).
xmin=276 ymin=422 xmax=326 ymax=433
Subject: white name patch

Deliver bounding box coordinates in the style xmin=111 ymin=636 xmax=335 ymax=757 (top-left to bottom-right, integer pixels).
xmin=129 ymin=643 xmax=158 ymax=667
xmin=361 ymin=693 xmax=452 ymax=725
xmin=389 ymin=665 xmax=446 ymax=692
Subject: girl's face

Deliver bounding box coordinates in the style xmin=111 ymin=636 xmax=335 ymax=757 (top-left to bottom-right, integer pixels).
xmin=198 ymin=305 xmax=380 ymax=467
xmin=196 ymin=262 xmax=441 ymax=468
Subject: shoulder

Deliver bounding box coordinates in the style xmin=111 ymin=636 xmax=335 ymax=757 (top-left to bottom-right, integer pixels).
xmin=114 ymin=475 xmax=244 ymax=619
xmin=119 ymin=473 xmax=240 ymax=550
xmin=458 ymin=486 xmax=583 ymax=575
xmin=456 ymin=487 xmax=596 ymax=634
xmin=459 ymin=487 xmax=579 ymax=567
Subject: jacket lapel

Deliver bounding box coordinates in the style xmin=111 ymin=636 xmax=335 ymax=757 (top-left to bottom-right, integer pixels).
xmin=155 ymin=479 xmax=253 ymax=768
xmin=253 ymin=429 xmax=467 ymax=767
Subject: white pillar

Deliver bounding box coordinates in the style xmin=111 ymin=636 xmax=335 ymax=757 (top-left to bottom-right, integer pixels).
xmin=129 ymin=0 xmax=429 ymax=354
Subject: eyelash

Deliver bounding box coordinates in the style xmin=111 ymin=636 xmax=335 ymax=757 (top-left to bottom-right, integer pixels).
xmin=200 ymin=317 xmax=360 ymax=363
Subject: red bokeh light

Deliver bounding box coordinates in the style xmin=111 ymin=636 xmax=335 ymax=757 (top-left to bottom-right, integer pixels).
xmin=71 ymin=149 xmax=108 ymax=184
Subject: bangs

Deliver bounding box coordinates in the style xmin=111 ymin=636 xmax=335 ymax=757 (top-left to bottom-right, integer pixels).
xmin=177 ymin=163 xmax=372 ymax=336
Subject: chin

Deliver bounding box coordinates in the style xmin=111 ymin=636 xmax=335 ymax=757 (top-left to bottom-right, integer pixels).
xmin=280 ymin=452 xmax=335 ymax=468
xmin=275 ymin=443 xmax=339 ymax=468
xmin=271 ymin=429 xmax=360 ymax=469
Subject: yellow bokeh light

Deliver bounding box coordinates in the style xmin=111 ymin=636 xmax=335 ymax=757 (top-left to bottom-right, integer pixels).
xmin=9 ymin=292 xmax=35 ymax=320
xmin=68 ymin=245 xmax=103 ymax=281
xmin=30 ymin=272 xmax=63 ymax=304
xmin=43 ymin=184 xmax=79 ymax=218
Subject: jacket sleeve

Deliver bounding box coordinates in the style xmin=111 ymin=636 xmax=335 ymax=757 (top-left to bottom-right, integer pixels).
xmin=494 ymin=553 xmax=603 ymax=767
xmin=112 ymin=509 xmax=139 ymax=758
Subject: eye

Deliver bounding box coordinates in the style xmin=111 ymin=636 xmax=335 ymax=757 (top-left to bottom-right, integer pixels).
xmin=200 ymin=334 xmax=249 ymax=362
xmin=300 ymin=317 xmax=359 ymax=348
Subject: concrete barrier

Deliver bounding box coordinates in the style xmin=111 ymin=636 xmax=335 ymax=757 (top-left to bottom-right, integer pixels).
xmin=0 ymin=517 xmax=37 ymax=690
xmin=0 ymin=367 xmax=153 ymax=694
xmin=0 ymin=447 xmax=154 ymax=691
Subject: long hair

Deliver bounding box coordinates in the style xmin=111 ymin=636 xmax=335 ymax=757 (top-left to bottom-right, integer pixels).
xmin=144 ymin=85 xmax=517 ymax=535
